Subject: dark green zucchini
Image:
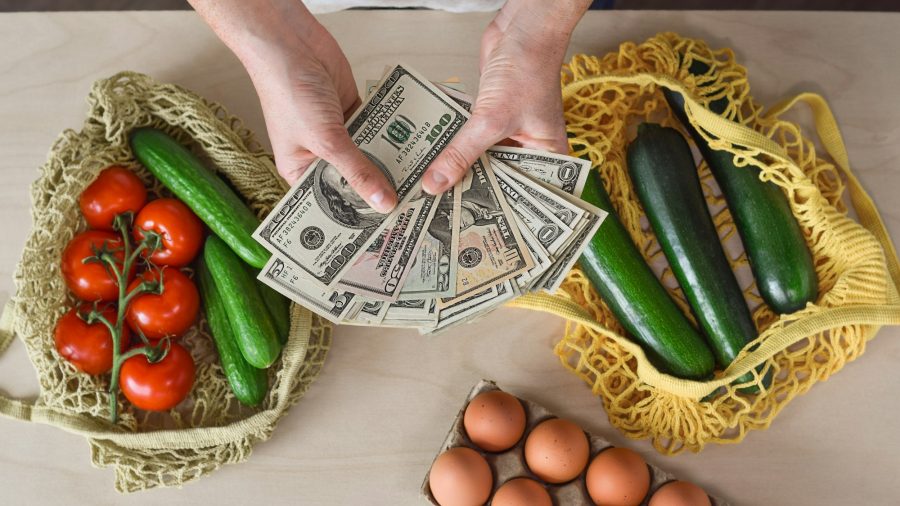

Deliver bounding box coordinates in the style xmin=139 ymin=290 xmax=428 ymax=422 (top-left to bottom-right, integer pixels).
xmin=663 ymin=60 xmax=817 ymax=314
xmin=627 ymin=123 xmax=761 ymax=391
xmin=579 ymin=170 xmax=715 ymax=380
xmin=197 ymin=258 xmax=268 ymax=406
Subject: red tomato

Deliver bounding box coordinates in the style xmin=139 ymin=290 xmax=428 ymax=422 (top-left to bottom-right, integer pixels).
xmin=119 ymin=342 xmax=195 ymax=411
xmin=79 ymin=166 xmax=147 ymax=230
xmin=132 ymin=198 xmax=203 ymax=267
xmin=61 ymin=230 xmax=134 ymax=301
xmin=54 ymin=305 xmax=130 ymax=375
xmin=125 ymin=268 xmax=200 ymax=340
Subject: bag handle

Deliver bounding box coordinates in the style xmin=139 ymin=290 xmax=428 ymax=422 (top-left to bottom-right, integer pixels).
xmin=0 ymin=302 xmax=109 ymax=426
xmin=0 ymin=301 xmax=15 ymax=357
xmin=0 ymin=300 xmax=318 ymax=450
xmin=0 ymin=301 xmax=39 ymax=422
xmin=763 ymin=92 xmax=900 ymax=293
xmin=512 ymin=292 xmax=900 ymax=398
xmin=509 ymin=72 xmax=900 ymax=398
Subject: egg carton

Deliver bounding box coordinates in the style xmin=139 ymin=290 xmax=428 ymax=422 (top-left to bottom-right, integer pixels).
xmin=421 ymin=380 xmax=730 ymax=505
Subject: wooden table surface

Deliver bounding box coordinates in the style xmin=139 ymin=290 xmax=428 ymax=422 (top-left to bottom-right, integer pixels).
xmin=1 ymin=9 xmax=898 ymax=506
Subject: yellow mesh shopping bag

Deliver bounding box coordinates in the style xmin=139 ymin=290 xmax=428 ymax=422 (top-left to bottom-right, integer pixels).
xmin=511 ymin=32 xmax=900 ymax=454
xmin=0 ymin=72 xmax=330 ymax=492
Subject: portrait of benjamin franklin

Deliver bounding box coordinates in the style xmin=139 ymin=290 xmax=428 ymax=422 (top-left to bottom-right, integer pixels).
xmin=314 ymin=151 xmax=395 ymax=229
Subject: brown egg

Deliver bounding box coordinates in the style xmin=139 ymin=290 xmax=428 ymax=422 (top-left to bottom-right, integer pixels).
xmin=585 ymin=447 xmax=651 ymax=506
xmin=524 ymin=418 xmax=590 ymax=484
xmin=648 ymin=481 xmax=712 ymax=506
xmin=463 ymin=390 xmax=527 ymax=452
xmin=429 ymin=447 xmax=493 ymax=506
xmin=492 ymin=478 xmax=552 ymax=506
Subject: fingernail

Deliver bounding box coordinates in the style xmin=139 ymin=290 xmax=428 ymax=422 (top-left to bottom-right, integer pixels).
xmin=424 ymin=171 xmax=448 ymax=194
xmin=369 ymin=190 xmax=395 ymax=214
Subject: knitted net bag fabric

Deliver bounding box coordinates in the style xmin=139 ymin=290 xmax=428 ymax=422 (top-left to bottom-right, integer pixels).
xmin=509 ymin=33 xmax=900 ymax=454
xmin=0 ymin=72 xmax=330 ymax=492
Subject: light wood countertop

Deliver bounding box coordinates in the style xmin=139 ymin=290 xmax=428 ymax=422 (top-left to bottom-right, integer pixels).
xmin=0 ymin=9 xmax=898 ymax=505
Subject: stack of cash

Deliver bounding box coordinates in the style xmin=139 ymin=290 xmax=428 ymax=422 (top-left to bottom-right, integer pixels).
xmin=252 ymin=64 xmax=606 ymax=333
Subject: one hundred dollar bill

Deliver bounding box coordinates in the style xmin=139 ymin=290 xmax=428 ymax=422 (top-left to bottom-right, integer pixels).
xmin=487 ymin=145 xmax=592 ymax=197
xmin=439 ymin=156 xmax=533 ymax=306
xmin=253 ymin=64 xmax=470 ymax=288
xmin=336 ymin=190 xmax=440 ymax=301
xmin=434 ymin=83 xmax=472 ymax=111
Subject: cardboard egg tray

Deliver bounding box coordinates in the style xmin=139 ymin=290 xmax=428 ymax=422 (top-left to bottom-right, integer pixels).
xmin=421 ymin=380 xmax=730 ymax=505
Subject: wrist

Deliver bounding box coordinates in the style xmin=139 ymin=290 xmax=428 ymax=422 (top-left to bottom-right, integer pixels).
xmin=496 ymin=0 xmax=589 ymax=48
xmin=191 ymin=0 xmax=321 ymax=73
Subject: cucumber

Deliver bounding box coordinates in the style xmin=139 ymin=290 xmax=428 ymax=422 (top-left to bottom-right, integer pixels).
xmin=203 ymin=235 xmax=282 ymax=368
xmin=197 ymin=258 xmax=268 ymax=406
xmin=250 ymin=265 xmax=291 ymax=344
xmin=662 ymin=61 xmax=817 ymax=313
xmin=578 ymin=170 xmax=715 ymax=380
xmin=627 ymin=124 xmax=759 ymax=389
xmin=130 ymin=128 xmax=270 ymax=269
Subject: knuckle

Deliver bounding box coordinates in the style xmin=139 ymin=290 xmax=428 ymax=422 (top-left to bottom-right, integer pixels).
xmin=472 ymin=114 xmax=506 ymax=140
xmin=343 ymin=166 xmax=373 ymax=190
xmin=440 ymin=145 xmax=473 ymax=175
xmin=312 ymin=127 xmax=348 ymax=156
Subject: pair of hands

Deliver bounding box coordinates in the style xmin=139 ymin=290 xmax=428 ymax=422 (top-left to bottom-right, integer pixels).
xmin=196 ymin=0 xmax=587 ymax=213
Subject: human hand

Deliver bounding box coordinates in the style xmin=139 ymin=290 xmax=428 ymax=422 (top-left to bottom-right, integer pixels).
xmin=422 ymin=0 xmax=590 ymax=195
xmin=190 ymin=0 xmax=397 ymax=213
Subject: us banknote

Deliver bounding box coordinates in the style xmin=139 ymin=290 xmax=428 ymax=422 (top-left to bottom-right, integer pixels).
xmin=493 ymin=163 xmax=607 ymax=292
xmin=397 ymin=184 xmax=461 ymax=300
xmin=487 ymin=146 xmax=591 ymax=197
xmin=427 ymin=281 xmax=516 ymax=334
xmin=255 ymin=65 xmax=609 ymax=332
xmin=257 ymin=256 xmax=356 ymax=325
xmin=253 ymin=64 xmax=470 ymax=288
xmin=439 ymin=155 xmax=533 ymax=306
xmin=491 ymin=160 xmax=574 ymax=254
xmin=336 ymin=190 xmax=440 ymax=301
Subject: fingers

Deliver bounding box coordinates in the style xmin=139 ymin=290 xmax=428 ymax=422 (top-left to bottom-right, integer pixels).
xmin=422 ymin=115 xmax=505 ymax=194
xmin=312 ymin=126 xmax=398 ymax=213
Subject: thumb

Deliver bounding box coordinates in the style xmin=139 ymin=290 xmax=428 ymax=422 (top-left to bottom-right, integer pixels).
xmin=422 ymin=114 xmax=505 ymax=195
xmin=312 ymin=126 xmax=398 ymax=214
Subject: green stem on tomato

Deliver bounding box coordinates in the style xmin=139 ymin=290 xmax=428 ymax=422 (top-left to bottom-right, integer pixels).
xmin=87 ymin=211 xmax=169 ymax=423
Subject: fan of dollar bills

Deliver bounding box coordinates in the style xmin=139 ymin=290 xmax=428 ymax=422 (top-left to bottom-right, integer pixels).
xmin=252 ymin=64 xmax=606 ymax=334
